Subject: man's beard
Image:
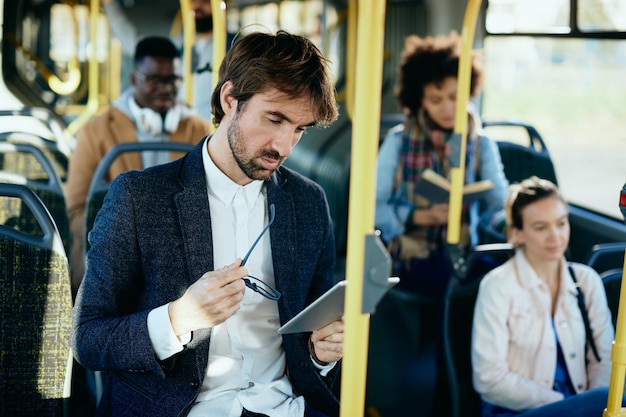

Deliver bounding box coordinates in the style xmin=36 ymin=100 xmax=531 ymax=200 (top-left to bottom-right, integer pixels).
xmin=227 ymin=115 xmax=284 ymax=181
xmin=195 ymin=16 xmax=213 ymax=34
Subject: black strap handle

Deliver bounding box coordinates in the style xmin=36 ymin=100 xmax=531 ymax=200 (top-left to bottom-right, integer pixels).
xmin=568 ymin=264 xmax=601 ymax=363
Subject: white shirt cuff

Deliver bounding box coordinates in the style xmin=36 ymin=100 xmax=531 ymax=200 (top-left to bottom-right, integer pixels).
xmin=147 ymin=303 xmax=191 ymax=361
xmin=310 ymin=356 xmax=337 ymax=377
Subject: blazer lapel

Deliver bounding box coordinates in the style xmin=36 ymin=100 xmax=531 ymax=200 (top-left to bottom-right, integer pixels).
xmin=173 ymin=142 xmax=214 ymax=284
xmin=266 ymin=174 xmax=299 ymax=316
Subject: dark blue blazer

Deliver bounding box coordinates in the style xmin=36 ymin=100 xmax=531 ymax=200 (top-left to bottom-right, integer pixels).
xmin=72 ymin=139 xmax=340 ymax=416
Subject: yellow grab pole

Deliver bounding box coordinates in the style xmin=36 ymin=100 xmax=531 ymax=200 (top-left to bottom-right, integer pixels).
xmin=344 ymin=0 xmax=358 ymax=121
xmin=208 ymin=0 xmax=226 ymax=133
xmin=180 ymin=0 xmax=195 ymax=106
xmin=603 ymin=249 xmax=626 ymax=416
xmin=447 ymin=0 xmax=481 ymax=244
xmin=340 ymin=1 xmax=386 ymax=416
xmin=211 ymin=0 xmax=226 ymax=94
xmin=65 ymin=0 xmax=101 ymax=138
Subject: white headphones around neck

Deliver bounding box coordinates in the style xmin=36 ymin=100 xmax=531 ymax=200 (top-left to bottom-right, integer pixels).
xmin=129 ymin=97 xmax=181 ymax=135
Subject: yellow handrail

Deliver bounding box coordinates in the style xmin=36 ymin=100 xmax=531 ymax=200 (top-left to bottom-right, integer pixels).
xmin=340 ymin=1 xmax=386 ymax=416
xmin=447 ymin=0 xmax=482 ymax=245
xmin=65 ymin=0 xmax=101 ymax=138
xmin=4 ymin=33 xmax=82 ymax=97
xmin=603 ymin=250 xmax=626 ymax=416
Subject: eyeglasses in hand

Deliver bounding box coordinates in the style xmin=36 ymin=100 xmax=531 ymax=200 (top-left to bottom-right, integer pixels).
xmin=240 ymin=204 xmax=281 ymax=301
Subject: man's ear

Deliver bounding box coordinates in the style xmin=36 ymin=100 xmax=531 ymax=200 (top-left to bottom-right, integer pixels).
xmin=220 ymin=81 xmax=237 ymax=117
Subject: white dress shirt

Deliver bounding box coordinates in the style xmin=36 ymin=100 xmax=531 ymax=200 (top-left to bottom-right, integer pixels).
xmin=147 ymin=137 xmax=305 ymax=417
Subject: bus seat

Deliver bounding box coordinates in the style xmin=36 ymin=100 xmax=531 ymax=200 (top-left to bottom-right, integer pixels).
xmin=0 ymin=182 xmax=73 ymax=416
xmin=0 ymin=142 xmax=70 ymax=255
xmin=84 ymin=141 xmax=195 ymax=256
xmin=366 ymin=287 xmax=438 ymax=416
xmin=483 ymin=120 xmax=558 ymax=185
xmin=584 ymin=242 xmax=626 ymax=274
xmin=0 ymin=131 xmax=70 ymax=182
xmin=0 ymin=141 xmax=61 ymax=184
xmin=439 ymin=243 xmax=514 ymax=417
xmin=0 ymin=171 xmax=70 ymax=259
xmin=600 ymin=268 xmax=622 ymax=328
xmin=0 ymin=108 xmax=75 ymax=154
xmin=583 ymin=242 xmax=626 ymax=328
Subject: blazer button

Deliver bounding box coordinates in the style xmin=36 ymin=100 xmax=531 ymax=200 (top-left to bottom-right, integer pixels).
xmin=190 ymin=379 xmax=200 ymax=389
xmin=570 ymin=352 xmax=576 ymax=359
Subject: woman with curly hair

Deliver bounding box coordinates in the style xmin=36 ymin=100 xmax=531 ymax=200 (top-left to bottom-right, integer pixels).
xmin=375 ymin=31 xmax=509 ymax=298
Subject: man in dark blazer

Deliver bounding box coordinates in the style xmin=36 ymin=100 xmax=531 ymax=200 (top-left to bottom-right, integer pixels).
xmin=72 ymin=30 xmax=343 ymax=417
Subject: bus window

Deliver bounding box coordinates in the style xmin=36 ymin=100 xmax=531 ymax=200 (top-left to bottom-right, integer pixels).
xmin=230 ymin=1 xmax=340 ymax=81
xmin=579 ymin=0 xmax=626 ymax=31
xmin=482 ymin=2 xmax=626 ymax=219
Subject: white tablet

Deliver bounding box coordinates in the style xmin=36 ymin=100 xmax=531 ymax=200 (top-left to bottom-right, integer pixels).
xmin=277 ymin=277 xmax=400 ymax=334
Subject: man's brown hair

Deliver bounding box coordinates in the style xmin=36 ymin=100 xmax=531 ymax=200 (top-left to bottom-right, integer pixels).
xmin=211 ymin=30 xmax=338 ymax=127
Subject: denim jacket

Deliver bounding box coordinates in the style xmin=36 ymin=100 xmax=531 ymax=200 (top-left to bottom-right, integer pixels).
xmin=375 ymin=123 xmax=509 ymax=246
xmin=472 ymin=251 xmax=613 ymax=411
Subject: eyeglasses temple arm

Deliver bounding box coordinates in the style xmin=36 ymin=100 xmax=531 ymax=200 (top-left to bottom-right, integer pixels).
xmin=241 ymin=204 xmax=275 ymax=266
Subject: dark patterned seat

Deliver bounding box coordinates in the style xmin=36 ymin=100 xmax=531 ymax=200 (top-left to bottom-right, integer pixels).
xmin=0 ymin=182 xmax=72 ymax=416
xmin=0 ymin=142 xmax=70 ymax=257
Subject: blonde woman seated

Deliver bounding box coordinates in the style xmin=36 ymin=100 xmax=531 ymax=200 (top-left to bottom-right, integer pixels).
xmin=471 ymin=176 xmax=615 ymax=417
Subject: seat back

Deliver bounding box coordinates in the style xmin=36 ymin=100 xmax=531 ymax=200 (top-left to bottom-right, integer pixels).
xmin=0 ymin=131 xmax=70 ymax=183
xmin=442 ymin=243 xmax=514 ymax=417
xmin=483 ymin=120 xmax=558 ymax=185
xmin=0 ymin=183 xmax=72 ymax=416
xmin=84 ymin=141 xmax=195 ymax=254
xmin=0 ymin=142 xmax=70 ymax=255
xmin=584 ymin=242 xmax=626 ymax=275
xmin=600 ymin=268 xmax=622 ymax=328
xmin=0 ymin=142 xmax=63 ymax=186
xmin=583 ymin=242 xmax=626 ymax=327
xmin=0 ymin=171 xmax=68 ymax=244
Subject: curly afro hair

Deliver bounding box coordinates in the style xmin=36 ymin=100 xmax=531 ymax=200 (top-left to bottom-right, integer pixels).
xmin=396 ymin=31 xmax=483 ymax=117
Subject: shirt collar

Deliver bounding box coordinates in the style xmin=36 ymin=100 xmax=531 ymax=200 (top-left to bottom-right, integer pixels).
xmin=201 ymin=136 xmax=264 ymax=207
xmin=514 ymin=249 xmax=575 ymax=293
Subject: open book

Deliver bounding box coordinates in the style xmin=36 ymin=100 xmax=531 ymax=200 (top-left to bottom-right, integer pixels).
xmin=414 ymin=169 xmax=493 ymax=204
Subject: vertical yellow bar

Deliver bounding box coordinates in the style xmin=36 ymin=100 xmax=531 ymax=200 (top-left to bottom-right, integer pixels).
xmin=64 ymin=0 xmax=101 ymax=138
xmin=211 ymin=0 xmax=226 ymax=93
xmin=603 ymin=249 xmax=626 ymax=416
xmin=179 ymin=0 xmax=194 ymax=106
xmin=340 ymin=1 xmax=386 ymax=416
xmin=447 ymin=0 xmax=481 ymax=245
xmin=344 ymin=0 xmax=358 ymax=121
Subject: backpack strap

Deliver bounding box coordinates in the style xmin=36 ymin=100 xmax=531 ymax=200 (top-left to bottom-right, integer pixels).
xmin=568 ymin=264 xmax=601 ymax=362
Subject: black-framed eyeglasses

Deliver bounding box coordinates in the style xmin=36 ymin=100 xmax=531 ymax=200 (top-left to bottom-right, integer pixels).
xmin=240 ymin=204 xmax=281 ymax=301
xmin=134 ymin=70 xmax=182 ymax=87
